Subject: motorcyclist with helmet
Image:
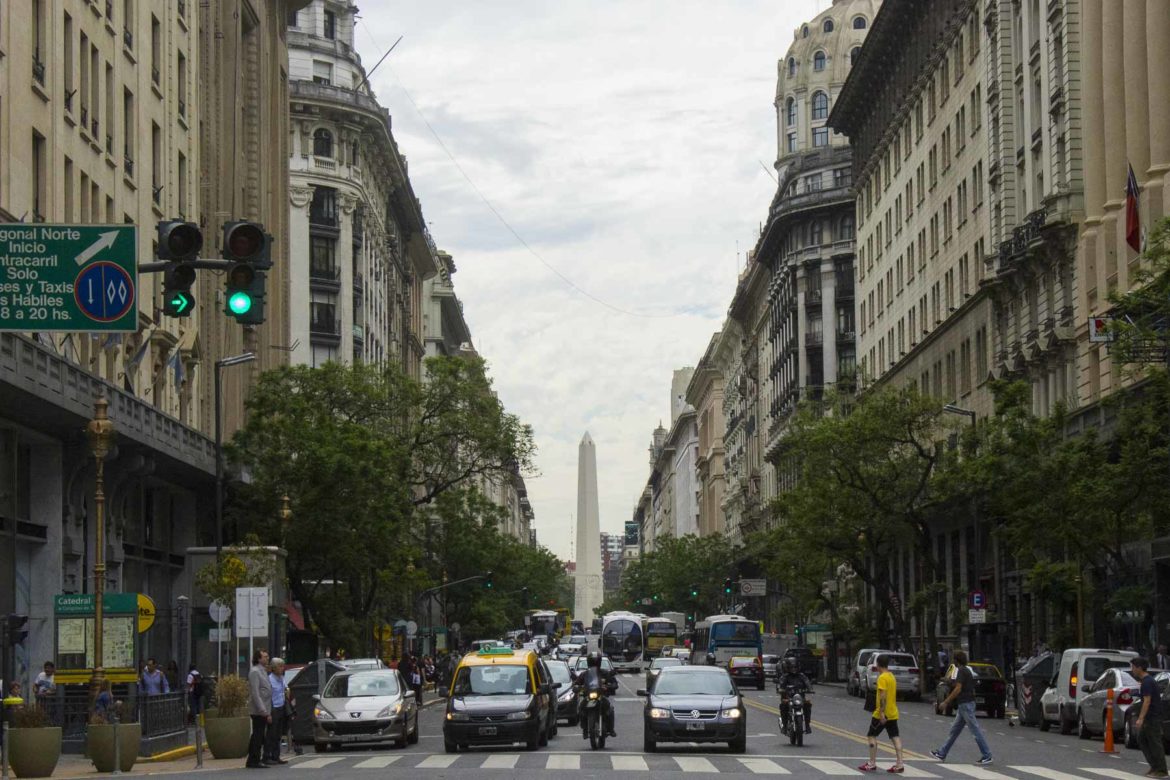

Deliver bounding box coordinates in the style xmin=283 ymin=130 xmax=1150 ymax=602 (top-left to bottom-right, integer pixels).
xmin=573 ymin=651 xmax=617 ymax=738
xmin=777 ymin=657 xmax=813 ymax=734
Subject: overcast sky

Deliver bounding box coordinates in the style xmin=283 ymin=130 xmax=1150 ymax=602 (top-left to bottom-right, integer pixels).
xmin=356 ymin=0 xmax=830 ymax=563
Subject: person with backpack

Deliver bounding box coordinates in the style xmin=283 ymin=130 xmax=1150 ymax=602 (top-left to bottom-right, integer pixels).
xmin=186 ymin=664 xmax=204 ymax=724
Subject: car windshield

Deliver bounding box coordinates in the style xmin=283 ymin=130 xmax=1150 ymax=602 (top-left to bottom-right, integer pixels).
xmin=545 ymin=662 xmax=572 ymax=685
xmin=451 ymin=664 xmax=532 ymax=696
xmin=654 ymin=669 xmax=736 ymax=696
xmin=570 ymin=635 xmax=587 ymax=644
xmin=323 ymin=671 xmax=398 ymax=698
xmin=651 ymin=658 xmax=683 ymax=670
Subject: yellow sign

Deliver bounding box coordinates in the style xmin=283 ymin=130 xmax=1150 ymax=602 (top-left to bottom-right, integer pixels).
xmin=137 ymin=593 xmax=156 ymax=633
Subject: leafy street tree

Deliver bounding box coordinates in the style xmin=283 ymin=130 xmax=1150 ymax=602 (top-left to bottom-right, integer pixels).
xmin=226 ymin=356 xmax=538 ymax=653
xmin=614 ymin=534 xmax=738 ymax=616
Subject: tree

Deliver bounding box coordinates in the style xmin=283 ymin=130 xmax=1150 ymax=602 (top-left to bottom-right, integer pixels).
xmin=227 ymin=357 xmax=537 ymax=652
xmin=615 ymin=535 xmax=739 ymax=616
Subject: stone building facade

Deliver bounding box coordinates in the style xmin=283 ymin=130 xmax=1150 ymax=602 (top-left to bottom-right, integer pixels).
xmin=685 ymin=333 xmax=726 ymax=538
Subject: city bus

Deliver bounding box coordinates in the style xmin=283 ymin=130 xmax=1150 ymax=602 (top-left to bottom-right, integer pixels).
xmin=691 ymin=614 xmax=762 ymax=666
xmin=600 ymin=611 xmax=646 ymax=672
xmin=525 ymin=609 xmax=566 ymax=640
xmin=642 ymin=616 xmax=679 ymax=659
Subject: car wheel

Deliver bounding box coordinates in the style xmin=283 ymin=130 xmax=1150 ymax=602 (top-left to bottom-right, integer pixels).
xmin=758 ymin=682 xmax=765 ymax=691
xmin=1077 ymin=710 xmax=1092 ymax=740
xmin=1059 ymin=715 xmax=1075 ymax=735
xmin=1124 ymin=714 xmax=1139 ymax=749
xmin=729 ymin=729 xmax=747 ymax=753
xmin=527 ymin=727 xmax=540 ymax=751
xmin=443 ymin=736 xmax=458 ymax=754
xmin=539 ymin=720 xmax=549 ymax=747
xmin=313 ymin=743 xmax=328 ymax=754
xmin=643 ymin=731 xmax=656 ymax=752
xmin=1039 ymin=717 xmax=1051 ymax=732
xmin=408 ymin=714 xmax=419 ymax=745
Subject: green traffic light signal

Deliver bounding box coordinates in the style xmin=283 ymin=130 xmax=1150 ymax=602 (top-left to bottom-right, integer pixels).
xmin=228 ymin=290 xmax=253 ymax=315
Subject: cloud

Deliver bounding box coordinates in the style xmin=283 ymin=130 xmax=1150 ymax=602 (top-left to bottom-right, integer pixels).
xmin=356 ymin=0 xmax=826 ymax=562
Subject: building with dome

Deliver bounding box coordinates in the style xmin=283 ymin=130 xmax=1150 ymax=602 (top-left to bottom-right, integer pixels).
xmin=719 ymin=0 xmax=880 ymax=543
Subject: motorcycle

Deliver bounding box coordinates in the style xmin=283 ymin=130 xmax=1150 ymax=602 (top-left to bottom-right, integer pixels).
xmin=580 ymin=686 xmax=607 ymax=749
xmin=778 ymin=684 xmax=807 ymax=747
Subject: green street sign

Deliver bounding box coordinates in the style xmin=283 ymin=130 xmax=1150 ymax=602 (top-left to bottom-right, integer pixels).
xmin=0 ymin=224 xmax=138 ymax=332
xmin=53 ymin=593 xmax=139 ymax=615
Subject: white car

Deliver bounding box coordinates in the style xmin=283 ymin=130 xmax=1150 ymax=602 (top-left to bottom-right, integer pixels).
xmin=1038 ymin=648 xmax=1136 ymax=734
xmin=849 ymin=648 xmax=887 ymax=697
xmin=557 ymin=642 xmax=584 ymax=660
xmin=860 ymin=652 xmax=922 ymax=700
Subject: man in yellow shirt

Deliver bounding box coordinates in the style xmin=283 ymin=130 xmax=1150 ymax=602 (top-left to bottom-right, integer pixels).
xmin=859 ymin=654 xmax=905 ymax=773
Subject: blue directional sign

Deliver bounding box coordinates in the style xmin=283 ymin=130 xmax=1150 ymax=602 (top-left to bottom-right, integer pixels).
xmin=0 ymin=224 xmax=137 ymax=331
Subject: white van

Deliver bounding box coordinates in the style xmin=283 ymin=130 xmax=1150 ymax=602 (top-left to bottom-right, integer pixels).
xmin=1038 ymin=648 xmax=1136 ymax=734
xmin=848 ymin=648 xmax=890 ymax=697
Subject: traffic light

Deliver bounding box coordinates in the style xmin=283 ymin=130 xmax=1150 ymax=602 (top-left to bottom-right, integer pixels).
xmin=689 ymin=584 xmax=699 ymax=598
xmin=222 ymin=221 xmax=271 ymax=325
xmin=652 ymin=594 xmax=659 ymax=602
xmin=6 ymin=614 xmax=28 ymax=646
xmin=157 ymin=221 xmax=201 ymax=317
xmin=483 ymin=571 xmax=494 ymax=589
xmin=723 ymin=577 xmax=734 ymax=595
xmin=794 ymin=623 xmax=802 ymax=637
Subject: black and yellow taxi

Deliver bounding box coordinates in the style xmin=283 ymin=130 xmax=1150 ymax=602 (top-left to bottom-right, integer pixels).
xmin=443 ymin=646 xmax=559 ymax=753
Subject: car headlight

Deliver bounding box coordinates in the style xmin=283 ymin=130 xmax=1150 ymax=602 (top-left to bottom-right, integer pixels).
xmin=559 ymin=690 xmax=574 ymax=702
xmin=649 ymin=707 xmax=671 ymax=719
xmin=376 ymin=702 xmax=402 ymax=718
xmin=314 ymin=707 xmax=333 ymax=720
xmin=446 ymin=712 xmax=469 ymax=722
xmin=721 ymin=708 xmax=742 ymax=719
xmin=505 ymin=711 xmax=531 ymax=721
xmin=588 ymin=691 xmax=600 ymax=700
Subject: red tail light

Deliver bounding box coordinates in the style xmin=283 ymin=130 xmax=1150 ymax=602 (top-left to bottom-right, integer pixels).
xmin=870 ymin=665 xmax=879 ymax=672
xmin=1117 ymin=690 xmax=1134 ymax=706
xmin=992 ymin=681 xmax=1005 ymax=693
xmin=909 ymin=668 xmax=920 ymax=674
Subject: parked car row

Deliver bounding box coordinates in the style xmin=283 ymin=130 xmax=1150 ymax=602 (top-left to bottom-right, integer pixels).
xmin=846 ymin=648 xmax=924 ymax=701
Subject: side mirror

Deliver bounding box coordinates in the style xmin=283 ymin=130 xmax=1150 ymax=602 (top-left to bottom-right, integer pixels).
xmin=311 ymin=694 xmax=320 ymax=701
xmin=551 ymin=682 xmax=562 ymax=690
xmin=1081 ymin=684 xmax=1092 ymax=693
xmin=636 ymin=689 xmax=649 ymax=697
xmin=403 ymin=690 xmax=415 ymax=700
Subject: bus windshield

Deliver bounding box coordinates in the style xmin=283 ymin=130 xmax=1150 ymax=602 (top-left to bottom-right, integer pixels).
xmin=602 ymin=618 xmax=643 ymax=663
xmin=646 ymin=622 xmax=677 ymax=637
xmin=711 ymin=622 xmax=760 ymax=642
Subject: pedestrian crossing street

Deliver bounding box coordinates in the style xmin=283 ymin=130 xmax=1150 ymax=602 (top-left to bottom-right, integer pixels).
xmin=288 ymin=753 xmax=1145 ymax=778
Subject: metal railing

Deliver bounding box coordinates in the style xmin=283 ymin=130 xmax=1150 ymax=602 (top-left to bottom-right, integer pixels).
xmin=309 ymin=264 xmax=340 ymax=281
xmin=138 ymin=692 xmax=186 ymax=738
xmin=311 ymin=317 xmax=341 ymax=337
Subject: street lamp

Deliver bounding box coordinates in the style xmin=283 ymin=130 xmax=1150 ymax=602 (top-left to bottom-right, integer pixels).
xmin=86 ymin=397 xmax=117 ymax=698
xmin=215 ymin=352 xmax=256 ymax=557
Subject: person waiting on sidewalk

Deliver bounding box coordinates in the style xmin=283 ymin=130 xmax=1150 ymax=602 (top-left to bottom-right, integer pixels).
xmin=1131 ymin=656 xmax=1168 ymax=778
xmin=859 ymin=654 xmax=905 ymax=773
xmin=140 ymin=657 xmax=170 ymax=695
xmin=931 ymin=649 xmax=993 ymax=766
xmin=265 ymin=658 xmax=289 ymax=765
xmin=246 ymin=649 xmax=272 ymax=770
xmin=186 ymin=665 xmax=203 ymax=724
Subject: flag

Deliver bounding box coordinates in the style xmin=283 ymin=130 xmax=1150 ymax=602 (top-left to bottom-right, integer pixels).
xmin=170 ymin=350 xmax=185 ymax=387
xmin=100 ymin=332 xmax=123 ymax=351
xmin=126 ymin=334 xmax=151 ymax=372
xmin=1126 ymin=163 xmax=1142 ymax=253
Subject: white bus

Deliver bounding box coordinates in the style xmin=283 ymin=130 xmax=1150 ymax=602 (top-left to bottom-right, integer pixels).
xmin=691 ymin=614 xmax=763 ymax=667
xmin=600 ymin=611 xmax=646 ymax=672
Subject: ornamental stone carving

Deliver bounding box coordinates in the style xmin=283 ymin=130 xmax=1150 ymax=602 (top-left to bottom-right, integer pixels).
xmin=290 ymin=186 xmax=315 ymax=209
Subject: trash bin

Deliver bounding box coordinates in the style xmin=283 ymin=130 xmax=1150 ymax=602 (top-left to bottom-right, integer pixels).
xmin=1014 ymin=652 xmax=1056 ymax=726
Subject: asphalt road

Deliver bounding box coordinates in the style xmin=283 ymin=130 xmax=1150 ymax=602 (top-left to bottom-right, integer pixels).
xmin=179 ymin=676 xmax=1159 ymax=779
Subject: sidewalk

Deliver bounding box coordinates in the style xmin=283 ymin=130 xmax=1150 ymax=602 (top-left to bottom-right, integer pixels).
xmin=50 ymin=750 xmax=240 ymax=778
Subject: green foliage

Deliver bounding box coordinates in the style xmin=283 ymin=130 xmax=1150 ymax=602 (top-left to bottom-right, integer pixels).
xmin=11 ymin=707 xmax=50 ymax=728
xmin=193 ymin=535 xmax=277 ymax=607
xmin=1106 ymin=217 xmax=1170 ymax=371
xmin=211 ymin=675 xmax=249 ymax=718
xmin=614 ymin=534 xmax=738 ymax=615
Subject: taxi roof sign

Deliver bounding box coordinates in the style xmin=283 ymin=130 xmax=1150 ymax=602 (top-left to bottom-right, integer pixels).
xmin=477 ymin=646 xmax=515 ymax=656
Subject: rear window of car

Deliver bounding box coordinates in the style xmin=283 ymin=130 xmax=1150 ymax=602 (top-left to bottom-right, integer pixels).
xmin=762 ymin=655 xmax=780 ymax=664
xmin=650 ymin=658 xmax=683 ymax=670
xmin=858 ymin=652 xmax=874 ymax=666
xmin=969 ymin=665 xmax=1003 ymax=679
xmin=885 ymin=654 xmax=917 ymax=668
xmin=730 ymin=657 xmax=757 ymax=668
xmin=1083 ymin=657 xmax=1132 ymax=682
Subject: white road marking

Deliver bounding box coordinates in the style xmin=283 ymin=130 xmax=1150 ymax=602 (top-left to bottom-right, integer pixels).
xmin=351 ymin=756 xmax=400 ymax=769
xmin=738 ymin=757 xmax=791 ymax=774
xmin=545 ymin=754 xmax=580 ymax=770
xmin=292 ymin=757 xmax=344 ymax=769
xmin=801 ymin=759 xmax=857 ymax=775
xmin=416 ymin=755 xmax=459 ymax=769
xmin=898 ymin=765 xmax=940 ymax=777
xmin=674 ymin=756 xmax=718 ymax=772
xmin=479 ymin=754 xmax=519 ymax=769
xmin=1015 ymin=768 xmax=1093 ymax=780
xmin=611 ymin=754 xmax=648 ymax=771
xmin=938 ymin=766 xmax=1013 ymax=779
xmin=1081 ymin=769 xmax=1151 ymax=779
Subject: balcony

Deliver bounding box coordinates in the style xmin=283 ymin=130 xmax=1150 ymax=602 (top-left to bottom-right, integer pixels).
xmin=310 ymin=317 xmax=341 ymax=342
xmin=290 ymin=80 xmax=392 ymax=139
xmin=805 ymin=331 xmax=824 ymax=347
xmin=837 ymin=330 xmax=856 ymax=342
xmin=124 ymin=152 xmax=135 ymax=178
xmin=353 ymin=272 xmax=365 ymax=297
xmin=32 ymin=56 xmax=46 ymax=86
xmin=309 ymin=264 xmax=341 ymax=292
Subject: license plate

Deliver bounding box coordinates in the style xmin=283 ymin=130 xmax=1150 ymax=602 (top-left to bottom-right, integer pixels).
xmin=976 ymin=697 xmax=986 ymax=704
xmin=478 ymin=726 xmax=497 ymax=736
xmin=686 ymin=721 xmax=706 ymax=731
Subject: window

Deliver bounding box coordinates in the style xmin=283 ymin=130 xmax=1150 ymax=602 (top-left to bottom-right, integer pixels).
xmin=32 ymin=131 xmax=46 ymax=221
xmin=324 ymin=10 xmax=336 ymax=40
xmin=287 ymin=10 xmax=298 ymax=27
xmin=310 ymin=236 xmax=337 ymax=275
xmin=64 ymin=12 xmax=74 ymax=105
xmin=177 ymin=52 xmax=188 ymax=117
xmin=313 ymin=127 xmax=334 ymax=157
xmin=123 ymin=88 xmax=135 ymax=175
xmin=786 ymin=97 xmax=796 ymax=126
xmin=788 ymin=57 xmax=796 ymax=77
xmin=177 ymin=152 xmax=187 ymax=217
xmin=351 ymin=141 xmax=360 ymax=167
xmin=32 ymin=0 xmax=46 ymax=83
xmin=312 ymin=60 xmax=333 ymax=85
xmin=151 ymin=122 xmax=161 ymax=202
xmin=833 ymin=167 xmax=852 ymax=188
xmin=813 ymin=127 xmax=829 ymax=147
xmin=812 ymin=91 xmax=829 ymax=120
xmin=823 ymin=19 xmax=835 ymax=33
xmin=151 ymin=15 xmax=161 ymax=85
xmin=814 ymin=51 xmax=826 ymax=72
xmin=123 ymin=0 xmax=134 ymax=48
xmin=839 ymin=215 xmax=854 ymax=240
xmin=853 ymin=16 xmax=867 ymax=29
xmin=850 ymin=46 xmax=862 ymax=67
xmin=787 ymin=133 xmax=797 ymax=153
xmin=310 ymin=187 xmax=339 ymax=226
xmin=802 ymin=25 xmax=809 ymax=38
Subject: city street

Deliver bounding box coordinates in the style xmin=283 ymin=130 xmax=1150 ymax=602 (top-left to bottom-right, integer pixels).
xmin=181 ymin=677 xmax=1157 ymax=779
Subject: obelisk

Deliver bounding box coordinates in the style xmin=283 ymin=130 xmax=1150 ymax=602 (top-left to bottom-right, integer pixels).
xmin=574 ymin=432 xmax=603 ymax=624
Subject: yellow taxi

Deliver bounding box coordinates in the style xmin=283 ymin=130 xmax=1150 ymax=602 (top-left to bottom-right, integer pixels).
xmin=443 ymin=646 xmax=559 ymax=753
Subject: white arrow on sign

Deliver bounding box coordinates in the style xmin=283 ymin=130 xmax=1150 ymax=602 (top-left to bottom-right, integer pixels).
xmin=74 ymin=231 xmax=119 ymax=266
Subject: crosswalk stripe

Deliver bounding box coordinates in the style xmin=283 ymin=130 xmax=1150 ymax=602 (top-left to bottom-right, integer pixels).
xmin=1015 ymin=768 xmax=1093 ymax=780
xmin=939 ymin=766 xmax=1012 ymax=780
xmin=897 ymin=765 xmax=940 ymax=778
xmin=352 ymin=756 xmax=401 ymax=769
xmin=801 ymin=759 xmax=857 ymax=775
xmin=417 ymin=755 xmax=459 ymax=769
xmin=479 ymin=754 xmax=519 ymax=769
xmin=546 ymin=754 xmax=580 ymax=770
xmin=611 ymin=755 xmax=648 ymax=771
xmin=675 ymin=756 xmax=718 ymax=772
xmin=738 ymin=757 xmax=791 ymax=774
xmin=293 ymin=757 xmax=344 ymax=769
xmin=1081 ymin=770 xmax=1148 ymax=780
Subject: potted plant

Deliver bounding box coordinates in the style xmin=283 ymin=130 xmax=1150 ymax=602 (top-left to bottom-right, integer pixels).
xmin=203 ymin=675 xmax=251 ymax=759
xmin=86 ymin=700 xmax=141 ymax=773
xmin=7 ymin=706 xmax=63 ymax=778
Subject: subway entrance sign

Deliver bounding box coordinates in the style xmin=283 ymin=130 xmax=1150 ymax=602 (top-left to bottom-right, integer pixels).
xmin=0 ymin=224 xmax=138 ymax=331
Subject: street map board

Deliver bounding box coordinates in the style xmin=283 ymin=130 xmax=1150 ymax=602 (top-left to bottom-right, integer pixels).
xmin=0 ymin=224 xmax=138 ymax=331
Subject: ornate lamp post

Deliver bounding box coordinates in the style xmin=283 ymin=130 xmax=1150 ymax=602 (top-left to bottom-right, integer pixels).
xmin=86 ymin=397 xmax=116 ymax=695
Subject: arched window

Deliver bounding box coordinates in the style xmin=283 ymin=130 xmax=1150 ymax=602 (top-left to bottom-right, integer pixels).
xmin=811 ymin=220 xmax=825 ymax=246
xmin=853 ymin=16 xmax=868 ymax=30
xmin=313 ymin=128 xmax=333 ymax=158
xmin=851 ymin=46 xmax=862 ymax=66
xmin=802 ymin=25 xmax=809 ymax=38
xmin=788 ymin=57 xmax=797 ymax=77
xmin=812 ymin=91 xmax=829 ymax=120
xmin=813 ymin=51 xmax=827 ymax=71
xmin=823 ymin=19 xmax=835 ymax=33
xmin=839 ymin=215 xmax=855 ymax=240
xmin=786 ymin=97 xmax=797 ymax=126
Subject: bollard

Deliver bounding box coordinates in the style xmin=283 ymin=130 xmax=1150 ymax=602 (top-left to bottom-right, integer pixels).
xmin=195 ymin=712 xmax=204 ymax=769
xmin=111 ymin=706 xmax=122 ymax=775
xmin=2 ymin=711 xmax=9 ymax=780
xmin=1101 ymin=687 xmax=1117 ymax=754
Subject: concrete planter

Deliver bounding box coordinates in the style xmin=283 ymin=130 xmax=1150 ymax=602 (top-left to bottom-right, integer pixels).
xmin=86 ymin=722 xmax=141 ymax=773
xmin=203 ymin=715 xmax=251 ymax=759
xmin=8 ymin=727 xmax=62 ymax=778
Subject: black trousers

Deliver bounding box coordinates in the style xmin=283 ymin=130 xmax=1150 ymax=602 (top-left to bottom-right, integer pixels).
xmin=248 ymin=715 xmax=268 ymax=766
xmin=265 ymin=709 xmax=286 ymax=760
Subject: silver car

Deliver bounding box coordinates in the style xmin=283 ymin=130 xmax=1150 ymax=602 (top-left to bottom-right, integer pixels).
xmin=1078 ymin=667 xmax=1140 ymax=739
xmin=312 ymin=669 xmax=418 ymax=752
xmin=761 ymin=655 xmax=781 ymax=680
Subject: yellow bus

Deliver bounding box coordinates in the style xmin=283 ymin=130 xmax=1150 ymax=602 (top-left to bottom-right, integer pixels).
xmin=642 ymin=617 xmax=679 ymax=659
